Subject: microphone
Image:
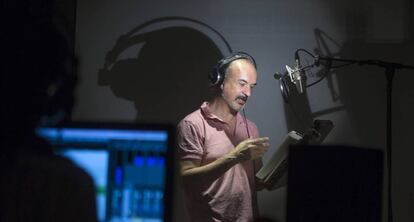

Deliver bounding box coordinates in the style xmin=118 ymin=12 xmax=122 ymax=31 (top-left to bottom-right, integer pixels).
xmin=286 ymin=51 xmax=307 ymax=94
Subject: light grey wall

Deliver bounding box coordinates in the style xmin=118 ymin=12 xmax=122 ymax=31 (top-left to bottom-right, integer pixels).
xmin=73 ymin=0 xmax=414 ymax=221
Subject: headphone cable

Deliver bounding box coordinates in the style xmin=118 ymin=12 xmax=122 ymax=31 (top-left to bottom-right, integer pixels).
xmin=242 ymin=108 xmax=251 ymax=138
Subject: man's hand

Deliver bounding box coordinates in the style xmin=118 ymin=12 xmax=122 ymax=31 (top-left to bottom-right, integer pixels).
xmin=180 ymin=137 xmax=269 ymax=186
xmin=228 ymin=137 xmax=270 ymax=162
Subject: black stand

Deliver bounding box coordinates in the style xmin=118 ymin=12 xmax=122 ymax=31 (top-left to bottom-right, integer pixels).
xmin=314 ymin=56 xmax=414 ymax=222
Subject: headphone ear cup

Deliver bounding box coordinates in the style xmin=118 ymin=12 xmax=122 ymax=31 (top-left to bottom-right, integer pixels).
xmin=209 ymin=64 xmax=221 ymax=86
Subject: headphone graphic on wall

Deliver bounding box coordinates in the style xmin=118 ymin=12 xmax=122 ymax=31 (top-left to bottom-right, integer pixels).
xmin=98 ymin=16 xmax=235 ymax=86
xmin=208 ymin=51 xmax=257 ymax=87
xmin=97 ymin=16 xmax=258 ymax=126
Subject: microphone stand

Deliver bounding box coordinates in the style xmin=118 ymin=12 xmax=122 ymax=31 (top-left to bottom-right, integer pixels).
xmin=314 ymin=56 xmax=414 ymax=222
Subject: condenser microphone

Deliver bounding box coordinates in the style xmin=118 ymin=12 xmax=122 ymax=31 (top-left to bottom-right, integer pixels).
xmin=286 ymin=51 xmax=307 ymax=94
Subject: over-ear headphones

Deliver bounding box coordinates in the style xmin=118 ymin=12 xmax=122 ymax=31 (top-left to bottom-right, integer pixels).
xmin=209 ymin=51 xmax=257 ymax=86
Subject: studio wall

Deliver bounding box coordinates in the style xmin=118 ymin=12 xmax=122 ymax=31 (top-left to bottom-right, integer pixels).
xmin=72 ymin=0 xmax=414 ymax=221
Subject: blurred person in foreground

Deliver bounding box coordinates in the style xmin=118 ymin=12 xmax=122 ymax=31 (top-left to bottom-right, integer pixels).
xmin=0 ymin=1 xmax=97 ymax=221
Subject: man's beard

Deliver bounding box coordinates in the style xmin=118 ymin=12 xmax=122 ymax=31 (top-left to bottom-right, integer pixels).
xmin=224 ymin=94 xmax=247 ymax=113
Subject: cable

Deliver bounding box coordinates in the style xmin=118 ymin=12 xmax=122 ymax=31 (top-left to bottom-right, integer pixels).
xmin=306 ymin=61 xmax=357 ymax=88
xmin=294 ymin=48 xmax=357 ymax=89
xmin=306 ymin=73 xmax=328 ymax=88
xmin=296 ymin=48 xmax=316 ymax=59
xmin=242 ymin=108 xmax=251 ymax=138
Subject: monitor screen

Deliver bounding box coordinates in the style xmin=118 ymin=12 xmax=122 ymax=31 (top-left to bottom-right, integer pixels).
xmin=36 ymin=122 xmax=175 ymax=222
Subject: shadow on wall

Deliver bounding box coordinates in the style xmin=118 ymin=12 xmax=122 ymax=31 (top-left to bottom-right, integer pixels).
xmin=282 ymin=1 xmax=414 ymax=149
xmin=315 ymin=2 xmax=414 ymax=148
xmin=98 ymin=19 xmax=224 ymax=124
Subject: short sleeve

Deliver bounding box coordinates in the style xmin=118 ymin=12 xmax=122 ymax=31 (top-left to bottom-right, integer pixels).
xmin=177 ymin=120 xmax=205 ymax=161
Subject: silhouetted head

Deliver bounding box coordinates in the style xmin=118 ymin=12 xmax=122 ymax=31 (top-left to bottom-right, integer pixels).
xmin=99 ymin=25 xmax=223 ymax=123
xmin=2 ymin=0 xmax=74 ymax=139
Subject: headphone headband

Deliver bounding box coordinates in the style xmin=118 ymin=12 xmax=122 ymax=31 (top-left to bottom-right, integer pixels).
xmin=209 ymin=51 xmax=256 ymax=86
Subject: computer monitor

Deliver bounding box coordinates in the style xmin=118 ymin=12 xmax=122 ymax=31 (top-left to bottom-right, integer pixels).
xmin=36 ymin=122 xmax=175 ymax=222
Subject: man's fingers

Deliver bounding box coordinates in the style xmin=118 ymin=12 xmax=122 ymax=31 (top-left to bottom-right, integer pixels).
xmin=252 ymin=137 xmax=269 ymax=142
xmin=244 ymin=137 xmax=269 ymax=144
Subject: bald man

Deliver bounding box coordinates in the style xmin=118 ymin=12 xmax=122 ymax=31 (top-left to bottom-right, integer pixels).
xmin=177 ymin=52 xmax=270 ymax=222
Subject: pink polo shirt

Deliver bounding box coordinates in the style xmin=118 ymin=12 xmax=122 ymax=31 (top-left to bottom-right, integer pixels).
xmin=177 ymin=102 xmax=259 ymax=222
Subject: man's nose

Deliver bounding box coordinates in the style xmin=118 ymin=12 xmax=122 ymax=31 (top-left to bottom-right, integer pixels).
xmin=242 ymin=86 xmax=251 ymax=97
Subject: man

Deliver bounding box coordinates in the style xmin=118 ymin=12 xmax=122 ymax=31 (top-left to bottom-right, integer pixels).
xmin=0 ymin=1 xmax=97 ymax=221
xmin=177 ymin=52 xmax=270 ymax=222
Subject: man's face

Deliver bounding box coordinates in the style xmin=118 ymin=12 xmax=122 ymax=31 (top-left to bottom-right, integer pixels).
xmin=221 ymin=59 xmax=257 ymax=114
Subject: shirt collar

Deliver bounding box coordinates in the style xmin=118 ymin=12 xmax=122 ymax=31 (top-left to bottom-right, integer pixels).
xmin=200 ymin=101 xmax=244 ymax=125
